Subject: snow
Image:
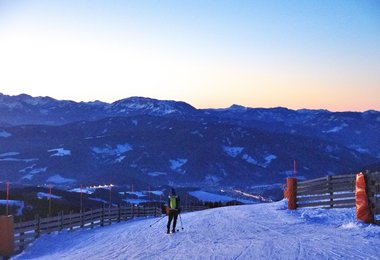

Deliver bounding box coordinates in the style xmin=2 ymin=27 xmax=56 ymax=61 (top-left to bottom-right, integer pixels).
xmin=169 ymin=159 xmax=188 ymax=171
xmin=0 ymin=130 xmax=11 ymax=137
xmin=20 ymin=166 xmax=47 ymax=180
xmin=223 ymin=146 xmax=244 ymax=157
xmin=204 ymin=174 xmax=222 ymax=184
xmin=242 ymin=153 xmax=276 ymax=168
xmin=0 ymin=157 xmax=38 ymax=162
xmin=69 ymin=188 xmax=95 ymax=195
xmin=150 ymin=191 xmax=163 ymax=196
xmin=189 ymin=190 xmax=249 ymax=203
xmin=190 ymin=130 xmax=204 ymax=138
xmin=323 ymin=123 xmax=348 ymax=133
xmin=124 ymin=191 xmax=146 ymax=197
xmin=115 ymin=156 xmax=126 ymax=163
xmin=264 ymin=154 xmax=277 ymax=166
xmin=69 ymin=185 xmax=114 ymax=194
xmin=0 ymin=200 xmax=24 ymax=215
xmin=30 ymin=167 xmax=47 ymax=174
xmin=0 ymin=152 xmax=19 ymax=157
xmin=88 ymin=198 xmax=108 ymax=204
xmin=147 ymin=171 xmax=167 ymax=177
xmin=46 ymin=174 xmax=76 ymax=184
xmin=123 ymin=198 xmax=149 ymax=204
xmin=37 ymin=192 xmax=62 ymax=200
xmin=242 ymin=154 xmax=258 ymax=164
xmin=22 ymin=174 xmax=34 ymax=180
xmin=13 ymin=201 xmax=380 ymax=259
xmin=349 ymin=145 xmax=370 ymax=154
xmin=92 ymin=143 xmax=133 ymax=156
xmin=121 ymin=190 xmax=163 ymax=197
xmin=48 ymin=148 xmax=71 ymax=157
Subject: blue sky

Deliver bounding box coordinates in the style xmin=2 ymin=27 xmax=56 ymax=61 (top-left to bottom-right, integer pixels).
xmin=0 ymin=0 xmax=379 ymax=111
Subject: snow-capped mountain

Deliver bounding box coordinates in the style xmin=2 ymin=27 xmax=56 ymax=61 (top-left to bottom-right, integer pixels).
xmin=0 ymin=93 xmax=199 ymax=126
xmin=0 ymin=93 xmax=379 ymax=190
xmin=108 ymin=97 xmax=198 ymax=117
xmin=204 ymin=105 xmax=380 ymax=158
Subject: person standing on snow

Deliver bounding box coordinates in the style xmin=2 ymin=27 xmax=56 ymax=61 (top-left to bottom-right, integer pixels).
xmin=167 ymin=188 xmax=181 ymax=234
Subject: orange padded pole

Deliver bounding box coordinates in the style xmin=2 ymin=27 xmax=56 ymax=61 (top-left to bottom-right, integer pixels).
xmin=355 ymin=173 xmax=373 ymax=224
xmin=286 ymin=177 xmax=297 ymax=210
xmin=0 ymin=215 xmax=14 ymax=257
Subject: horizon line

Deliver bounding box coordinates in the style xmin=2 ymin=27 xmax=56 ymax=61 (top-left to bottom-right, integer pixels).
xmin=0 ymin=92 xmax=378 ymax=113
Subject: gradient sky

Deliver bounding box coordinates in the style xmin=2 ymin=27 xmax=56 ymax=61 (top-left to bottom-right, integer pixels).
xmin=0 ymin=0 xmax=379 ymax=111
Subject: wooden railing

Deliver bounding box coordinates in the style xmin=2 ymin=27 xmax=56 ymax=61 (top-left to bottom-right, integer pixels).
xmin=296 ymin=174 xmax=356 ymax=209
xmin=296 ymin=172 xmax=380 ymax=225
xmin=366 ymin=172 xmax=380 ymax=225
xmin=11 ymin=204 xmax=208 ymax=255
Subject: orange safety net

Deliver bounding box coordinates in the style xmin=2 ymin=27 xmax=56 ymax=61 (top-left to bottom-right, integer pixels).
xmin=355 ymin=172 xmax=373 ymax=224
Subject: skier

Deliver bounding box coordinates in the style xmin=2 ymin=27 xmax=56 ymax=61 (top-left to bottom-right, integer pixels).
xmin=166 ymin=188 xmax=181 ymax=234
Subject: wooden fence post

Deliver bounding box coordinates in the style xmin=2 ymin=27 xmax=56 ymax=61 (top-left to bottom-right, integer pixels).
xmin=80 ymin=209 xmax=84 ymax=228
xmin=35 ymin=215 xmax=41 ymax=238
xmin=19 ymin=229 xmax=25 ymax=252
xmin=90 ymin=209 xmax=94 ymax=229
xmin=328 ymin=176 xmax=333 ymax=208
xmin=108 ymin=206 xmax=111 ymax=225
xmin=118 ymin=204 xmax=121 ymax=223
xmin=60 ymin=211 xmax=64 ymax=231
xmin=366 ymin=172 xmax=377 ymax=223
xmin=286 ymin=177 xmax=297 ymax=210
xmin=100 ymin=205 xmax=104 ymax=227
xmin=69 ymin=211 xmax=73 ymax=231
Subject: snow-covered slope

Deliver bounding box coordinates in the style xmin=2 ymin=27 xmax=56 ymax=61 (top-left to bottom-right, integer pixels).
xmin=14 ymin=201 xmax=380 ymax=259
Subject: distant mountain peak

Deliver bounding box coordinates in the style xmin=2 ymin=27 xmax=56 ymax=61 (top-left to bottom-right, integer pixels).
xmin=110 ymin=96 xmax=197 ymax=116
xmin=228 ymin=104 xmax=248 ymax=111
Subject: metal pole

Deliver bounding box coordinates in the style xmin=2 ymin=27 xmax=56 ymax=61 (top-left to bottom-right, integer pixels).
xmin=6 ymin=181 xmax=10 ymax=216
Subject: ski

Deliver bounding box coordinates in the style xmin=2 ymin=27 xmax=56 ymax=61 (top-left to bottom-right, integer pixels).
xmin=166 ymin=229 xmax=180 ymax=234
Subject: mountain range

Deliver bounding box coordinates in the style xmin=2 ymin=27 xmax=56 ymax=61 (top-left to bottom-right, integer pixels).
xmin=0 ymin=93 xmax=379 ymax=191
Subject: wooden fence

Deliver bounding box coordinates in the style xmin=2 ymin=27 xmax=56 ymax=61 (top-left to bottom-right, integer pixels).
xmin=11 ymin=204 xmax=207 ymax=255
xmin=296 ymin=172 xmax=380 ymax=225
xmin=296 ymin=174 xmax=357 ymax=209
xmin=366 ymin=172 xmax=380 ymax=225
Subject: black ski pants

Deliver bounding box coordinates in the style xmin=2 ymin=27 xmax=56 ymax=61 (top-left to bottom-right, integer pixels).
xmin=167 ymin=209 xmax=179 ymax=231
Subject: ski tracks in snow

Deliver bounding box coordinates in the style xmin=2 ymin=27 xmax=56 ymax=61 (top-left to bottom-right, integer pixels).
xmin=14 ymin=202 xmax=380 ymax=260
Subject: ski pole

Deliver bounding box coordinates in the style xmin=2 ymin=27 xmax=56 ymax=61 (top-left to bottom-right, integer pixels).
xmin=179 ymin=213 xmax=184 ymax=230
xmin=149 ymin=215 xmax=166 ymax=227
